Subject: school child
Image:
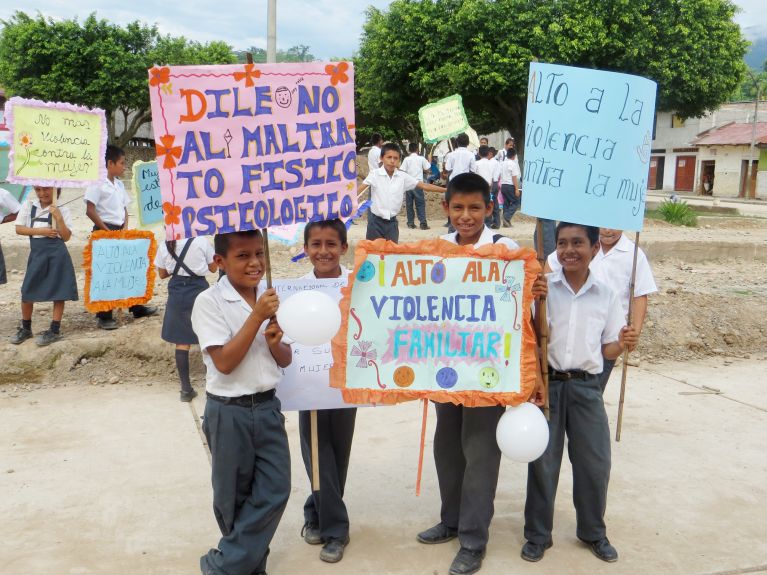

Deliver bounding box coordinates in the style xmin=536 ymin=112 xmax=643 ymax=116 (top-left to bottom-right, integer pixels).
xmin=359 ymin=142 xmax=445 ymax=243
xmin=10 ymin=187 xmax=78 ymax=346
xmin=400 ymin=142 xmax=432 ymax=230
xmin=545 ymin=228 xmax=657 ymax=389
xmin=367 ymin=133 xmax=383 ymax=174
xmin=155 ymin=236 xmax=216 ymax=401
xmin=417 ymin=173 xmax=546 ymax=575
xmin=0 ymin=186 xmax=22 ymax=285
xmin=521 ymin=222 xmax=638 ymax=564
xmin=298 ymin=219 xmax=356 ymax=563
xmin=500 ymin=148 xmax=521 ymax=227
xmin=191 ymin=229 xmax=292 ymax=575
xmin=85 ymin=144 xmax=156 ymax=330
xmin=474 ymin=146 xmax=501 ymax=230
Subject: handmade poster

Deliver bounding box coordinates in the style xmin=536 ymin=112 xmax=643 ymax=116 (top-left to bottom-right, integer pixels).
xmin=5 ymin=97 xmax=107 ymax=187
xmin=521 ymin=63 xmax=657 ymax=231
xmin=132 ymin=160 xmax=163 ymax=227
xmin=331 ymin=239 xmax=540 ymax=407
xmin=274 ymin=277 xmax=359 ymax=411
xmin=83 ymin=230 xmax=157 ymax=312
xmin=147 ymin=62 xmax=357 ymax=241
xmin=418 ymin=95 xmax=470 ymax=144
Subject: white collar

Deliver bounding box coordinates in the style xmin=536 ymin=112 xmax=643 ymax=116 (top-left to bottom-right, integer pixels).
xmin=451 ymin=226 xmax=494 ymax=248
xmin=550 ymin=267 xmax=600 ymax=297
xmin=217 ymin=275 xmax=258 ymax=314
xmin=306 ymin=265 xmax=350 ymax=279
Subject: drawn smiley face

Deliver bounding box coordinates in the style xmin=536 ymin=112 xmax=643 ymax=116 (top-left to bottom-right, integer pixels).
xmin=356 ymin=260 xmax=376 ymax=282
xmin=275 ymin=86 xmax=292 ymax=108
xmin=393 ymin=366 xmax=415 ymax=388
xmin=436 ymin=367 xmax=458 ymax=389
xmin=478 ymin=367 xmax=500 ymax=389
xmin=430 ymin=261 xmax=446 ymax=284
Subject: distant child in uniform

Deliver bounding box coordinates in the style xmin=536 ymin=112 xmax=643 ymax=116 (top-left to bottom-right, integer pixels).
xmin=359 ymin=142 xmax=445 ymax=243
xmin=11 ymin=187 xmax=78 ymax=346
xmin=0 ymin=186 xmax=22 ymax=285
xmin=400 ymin=142 xmax=433 ymax=230
xmin=499 ymin=148 xmax=521 ymax=227
xmin=155 ymin=236 xmax=216 ymax=401
xmin=191 ymin=230 xmax=292 ymax=575
xmin=416 ymin=173 xmax=546 ymax=575
xmin=521 ymin=222 xmax=638 ymax=565
xmin=298 ymin=218 xmax=356 ymax=564
xmin=474 ymin=146 xmax=501 ymax=230
xmin=85 ymin=144 xmax=156 ymax=329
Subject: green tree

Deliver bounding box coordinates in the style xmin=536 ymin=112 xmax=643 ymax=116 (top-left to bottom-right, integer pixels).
xmin=357 ymin=0 xmax=748 ymax=153
xmin=0 ymin=11 xmax=235 ymax=147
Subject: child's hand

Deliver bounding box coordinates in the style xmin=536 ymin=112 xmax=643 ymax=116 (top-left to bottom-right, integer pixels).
xmin=40 ymin=227 xmax=59 ymax=238
xmin=619 ymin=325 xmax=640 ymax=352
xmin=49 ymin=206 xmax=62 ymax=220
xmin=252 ymin=288 xmax=279 ymax=322
xmin=531 ymin=273 xmax=548 ymax=299
xmin=515 ymin=188 xmax=522 ymax=198
xmin=264 ymin=318 xmax=284 ymax=346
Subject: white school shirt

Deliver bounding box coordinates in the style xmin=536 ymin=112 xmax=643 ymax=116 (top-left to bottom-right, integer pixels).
xmin=475 ymin=158 xmax=501 ymax=186
xmin=546 ymin=234 xmax=657 ymax=318
xmin=301 ymin=266 xmax=351 ymax=281
xmin=154 ymin=237 xmax=215 ymax=277
xmin=442 ymin=225 xmax=519 ymax=251
xmin=500 ymin=157 xmax=521 ymax=185
xmin=367 ymin=145 xmax=381 ymax=173
xmin=546 ymin=269 xmax=625 ymax=374
xmin=444 ymin=147 xmax=477 ymax=180
xmin=83 ymin=178 xmax=131 ymax=226
xmin=191 ymin=275 xmax=283 ymax=396
xmin=363 ymin=167 xmax=419 ymax=219
xmin=0 ymin=187 xmax=21 ymax=220
xmin=16 ymin=198 xmax=74 ymax=231
xmin=400 ymin=153 xmax=431 ymax=183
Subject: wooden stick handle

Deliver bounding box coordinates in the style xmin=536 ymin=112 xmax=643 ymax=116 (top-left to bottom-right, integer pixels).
xmin=310 ymin=410 xmax=320 ymax=491
xmin=535 ymin=219 xmax=550 ymax=420
xmin=262 ymin=227 xmax=273 ymax=290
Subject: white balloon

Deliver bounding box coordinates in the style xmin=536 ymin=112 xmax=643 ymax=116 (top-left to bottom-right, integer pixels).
xmin=277 ymin=290 xmax=341 ymax=346
xmin=496 ymin=403 xmax=550 ymax=463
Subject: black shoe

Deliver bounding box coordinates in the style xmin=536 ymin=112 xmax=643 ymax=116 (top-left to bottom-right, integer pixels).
xmin=580 ymin=537 xmax=618 ymax=562
xmin=420 ymin=222 xmax=430 ymax=230
xmin=132 ymin=305 xmax=158 ymax=318
xmin=490 ymin=224 xmax=500 ymax=230
xmin=10 ymin=327 xmax=33 ymax=345
xmin=502 ymin=218 xmax=511 ymax=227
xmin=416 ymin=522 xmax=457 ymax=544
xmin=36 ymin=329 xmax=62 ymax=347
xmin=180 ymin=389 xmax=198 ymax=402
xmin=521 ymin=540 xmax=552 ymax=562
xmin=301 ymin=522 xmax=322 ymax=545
xmin=98 ymin=318 xmax=118 ymax=330
xmin=449 ymin=547 xmax=485 ymax=575
xmin=319 ymin=536 xmax=349 ymax=563
xmin=407 ymin=222 xmax=417 ymax=229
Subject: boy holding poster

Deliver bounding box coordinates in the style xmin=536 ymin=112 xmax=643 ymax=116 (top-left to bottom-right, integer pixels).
xmin=298 ymin=219 xmax=356 ymax=563
xmin=416 ymin=172 xmax=545 ymax=575
xmin=522 ymin=222 xmax=637 ymax=564
xmin=192 ymin=230 xmax=292 ymax=575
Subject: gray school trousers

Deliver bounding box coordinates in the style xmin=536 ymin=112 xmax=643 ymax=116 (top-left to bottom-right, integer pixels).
xmin=201 ymin=395 xmax=290 ymax=575
xmin=524 ymin=373 xmax=611 ymax=544
xmin=366 ymin=212 xmax=399 ymax=243
xmin=434 ymin=402 xmax=505 ymax=551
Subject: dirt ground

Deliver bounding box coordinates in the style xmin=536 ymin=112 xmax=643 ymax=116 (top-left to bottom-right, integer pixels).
xmin=1 ymin=189 xmax=766 ymax=390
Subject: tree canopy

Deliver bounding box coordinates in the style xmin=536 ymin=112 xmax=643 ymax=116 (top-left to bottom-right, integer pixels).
xmin=234 ymin=44 xmax=316 ymax=63
xmin=356 ymin=0 xmax=749 ymax=148
xmin=0 ymin=11 xmax=235 ymax=147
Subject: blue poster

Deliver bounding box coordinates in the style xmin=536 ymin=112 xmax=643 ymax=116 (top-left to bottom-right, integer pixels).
xmin=89 ymin=238 xmax=152 ymax=301
xmin=521 ymin=63 xmax=657 ymax=231
xmin=132 ymin=160 xmax=163 ymax=226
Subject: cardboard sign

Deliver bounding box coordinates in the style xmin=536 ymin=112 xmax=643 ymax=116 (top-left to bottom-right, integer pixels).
xmin=5 ymin=97 xmax=107 ymax=187
xmin=83 ymin=230 xmax=157 ymax=312
xmin=331 ymin=239 xmax=540 ymax=407
xmin=147 ymin=62 xmax=357 ymax=240
xmin=521 ymin=63 xmax=657 ymax=231
xmin=418 ymin=95 xmax=470 ymax=144
xmin=132 ymin=160 xmax=163 ymax=227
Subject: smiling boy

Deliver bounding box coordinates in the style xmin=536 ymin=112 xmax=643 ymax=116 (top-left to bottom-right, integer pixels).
xmin=192 ymin=230 xmax=292 ymax=575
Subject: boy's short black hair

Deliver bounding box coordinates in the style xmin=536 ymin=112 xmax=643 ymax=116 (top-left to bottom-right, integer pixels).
xmin=555 ymin=222 xmax=600 ymax=245
xmin=371 ymin=133 xmax=383 ymax=145
xmin=478 ymin=145 xmax=490 ymax=158
xmin=489 ymin=147 xmax=497 ymax=155
xmin=214 ymin=229 xmax=263 ymax=256
xmin=506 ymin=148 xmax=517 ymax=160
xmin=380 ymin=142 xmax=401 ymax=158
xmin=445 ymin=172 xmax=490 ymax=205
xmin=105 ymin=145 xmax=125 ymax=166
xmin=303 ymin=218 xmax=347 ymax=246
xmin=505 ymin=137 xmax=515 ymax=145
xmin=456 ymin=133 xmax=470 ymax=147
xmin=408 ymin=142 xmax=419 ymax=153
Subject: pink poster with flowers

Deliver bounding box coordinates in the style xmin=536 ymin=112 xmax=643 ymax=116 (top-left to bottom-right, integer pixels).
xmin=148 ymin=62 xmax=357 ymax=240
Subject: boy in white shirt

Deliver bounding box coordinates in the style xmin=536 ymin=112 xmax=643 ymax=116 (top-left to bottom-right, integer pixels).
xmin=522 ymin=222 xmax=638 ymax=565
xmin=474 ymin=146 xmax=501 ymax=229
xmin=192 ymin=230 xmax=292 ymax=575
xmin=0 ymin=186 xmax=21 ymax=285
xmin=400 ymin=142 xmax=432 ymax=230
xmin=358 ymin=143 xmax=445 ymax=243
xmin=500 ymin=148 xmax=521 ymax=227
xmin=367 ymin=133 xmax=382 ymax=174
xmin=444 ymin=133 xmax=477 ymax=181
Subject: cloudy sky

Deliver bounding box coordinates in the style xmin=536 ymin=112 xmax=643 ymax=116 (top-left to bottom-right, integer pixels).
xmin=0 ymin=0 xmax=764 ymax=59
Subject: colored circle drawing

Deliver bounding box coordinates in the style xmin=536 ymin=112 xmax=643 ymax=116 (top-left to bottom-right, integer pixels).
xmin=430 ymin=261 xmax=446 ymax=284
xmin=436 ymin=367 xmax=458 ymax=389
xmin=357 ymin=260 xmax=376 ymax=282
xmin=478 ymin=367 xmax=500 ymax=389
xmin=393 ymin=365 xmax=415 ymax=388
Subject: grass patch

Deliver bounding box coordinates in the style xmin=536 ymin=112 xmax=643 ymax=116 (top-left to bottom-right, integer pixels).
xmin=649 ymin=200 xmax=699 ymax=227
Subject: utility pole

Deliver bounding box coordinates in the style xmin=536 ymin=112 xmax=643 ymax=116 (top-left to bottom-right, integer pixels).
xmin=267 ymin=0 xmax=277 ymax=64
xmin=746 ymin=69 xmax=762 ymax=199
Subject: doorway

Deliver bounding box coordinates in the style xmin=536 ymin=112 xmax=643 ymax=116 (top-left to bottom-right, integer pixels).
xmin=674 ymin=156 xmax=695 ymax=191
xmin=700 ymin=160 xmax=715 ymax=195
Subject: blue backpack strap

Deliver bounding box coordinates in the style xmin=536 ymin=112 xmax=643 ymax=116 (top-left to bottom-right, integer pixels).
xmin=492 ymin=234 xmax=505 ymax=244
